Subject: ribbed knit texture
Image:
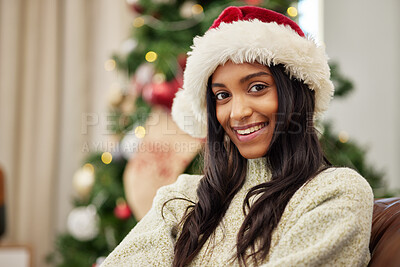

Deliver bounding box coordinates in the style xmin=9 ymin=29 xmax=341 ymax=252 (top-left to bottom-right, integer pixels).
xmin=101 ymin=158 xmax=373 ymax=266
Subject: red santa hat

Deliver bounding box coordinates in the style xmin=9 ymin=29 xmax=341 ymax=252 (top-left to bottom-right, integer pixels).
xmin=172 ymin=6 xmax=334 ymax=138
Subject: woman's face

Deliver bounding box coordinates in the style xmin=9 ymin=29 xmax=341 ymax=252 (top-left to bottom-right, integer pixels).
xmin=211 ymin=61 xmax=278 ymax=159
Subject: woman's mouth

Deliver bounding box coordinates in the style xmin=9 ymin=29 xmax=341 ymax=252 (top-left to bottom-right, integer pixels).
xmin=235 ymin=122 xmax=266 ymax=135
xmin=233 ymin=122 xmax=269 ymax=141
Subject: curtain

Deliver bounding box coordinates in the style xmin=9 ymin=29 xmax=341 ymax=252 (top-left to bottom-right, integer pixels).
xmin=0 ymin=0 xmax=131 ymax=266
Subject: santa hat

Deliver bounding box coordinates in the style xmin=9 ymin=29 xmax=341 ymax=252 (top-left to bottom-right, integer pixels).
xmin=171 ymin=6 xmax=334 ymax=138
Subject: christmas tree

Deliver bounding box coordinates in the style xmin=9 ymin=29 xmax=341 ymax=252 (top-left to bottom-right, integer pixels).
xmin=321 ymin=62 xmax=385 ymax=192
xmin=49 ymin=0 xmax=387 ymax=266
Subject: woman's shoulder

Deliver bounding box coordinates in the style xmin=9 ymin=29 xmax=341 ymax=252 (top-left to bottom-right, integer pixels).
xmin=152 ymin=174 xmax=203 ymax=218
xmin=294 ymin=167 xmax=374 ymax=207
xmin=157 ymin=173 xmax=203 ymax=200
xmin=313 ymin=167 xmax=372 ymax=193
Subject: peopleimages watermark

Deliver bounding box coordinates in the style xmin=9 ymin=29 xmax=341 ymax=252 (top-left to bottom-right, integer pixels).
xmin=81 ymin=111 xmax=319 ymax=139
xmin=81 ymin=110 xmax=188 ymax=136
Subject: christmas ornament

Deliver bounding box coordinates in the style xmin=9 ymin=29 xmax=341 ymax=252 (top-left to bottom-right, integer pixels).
xmin=142 ymin=77 xmax=182 ymax=109
xmin=126 ymin=0 xmax=143 ymax=14
xmin=179 ymin=1 xmax=196 ymax=18
xmin=72 ymin=166 xmax=95 ymax=199
xmin=67 ymin=205 xmax=100 ymax=241
xmin=123 ymin=107 xmax=202 ymax=219
xmin=132 ymin=63 xmax=155 ymax=94
xmin=119 ymin=39 xmax=137 ymax=57
xmin=114 ymin=198 xmax=132 ymax=220
xmin=120 ymin=127 xmax=142 ymax=159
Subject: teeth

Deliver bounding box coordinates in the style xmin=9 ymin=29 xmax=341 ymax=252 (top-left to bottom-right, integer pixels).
xmin=236 ymin=123 xmax=265 ymax=135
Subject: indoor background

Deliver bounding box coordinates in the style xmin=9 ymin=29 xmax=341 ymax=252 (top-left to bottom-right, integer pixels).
xmin=0 ymin=0 xmax=399 ymax=266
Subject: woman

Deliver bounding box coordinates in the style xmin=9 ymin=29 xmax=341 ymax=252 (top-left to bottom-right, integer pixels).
xmin=101 ymin=6 xmax=373 ymax=267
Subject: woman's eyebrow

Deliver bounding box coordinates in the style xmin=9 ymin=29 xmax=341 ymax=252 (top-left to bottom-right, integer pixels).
xmin=240 ymin=71 xmax=271 ymax=83
xmin=211 ymin=83 xmax=226 ymax=88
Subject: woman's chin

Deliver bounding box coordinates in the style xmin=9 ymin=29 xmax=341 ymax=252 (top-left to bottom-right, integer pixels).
xmin=238 ymin=149 xmax=268 ymax=159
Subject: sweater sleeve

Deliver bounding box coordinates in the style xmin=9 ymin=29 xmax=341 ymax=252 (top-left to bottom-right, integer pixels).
xmin=261 ymin=168 xmax=374 ymax=267
xmin=100 ymin=174 xmax=201 ymax=267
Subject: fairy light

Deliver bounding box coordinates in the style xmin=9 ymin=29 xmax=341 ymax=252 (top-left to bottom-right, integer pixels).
xmin=145 ymin=51 xmax=157 ymax=62
xmin=287 ymin=6 xmax=298 ymax=17
xmin=101 ymin=152 xmax=113 ymax=164
xmin=338 ymin=131 xmax=349 ymax=143
xmin=104 ymin=59 xmax=116 ymax=71
xmin=133 ymin=17 xmax=145 ymax=28
xmin=82 ymin=163 xmax=94 ymax=174
xmin=152 ymin=73 xmax=166 ymax=83
xmin=134 ymin=126 xmax=146 ymax=139
xmin=192 ymin=4 xmax=203 ymax=15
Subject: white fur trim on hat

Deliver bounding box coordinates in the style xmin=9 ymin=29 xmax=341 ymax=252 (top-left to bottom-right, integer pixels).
xmin=171 ymin=19 xmax=334 ymax=138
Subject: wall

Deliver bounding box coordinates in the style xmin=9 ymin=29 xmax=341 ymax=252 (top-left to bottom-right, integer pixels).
xmin=324 ymin=0 xmax=400 ymax=189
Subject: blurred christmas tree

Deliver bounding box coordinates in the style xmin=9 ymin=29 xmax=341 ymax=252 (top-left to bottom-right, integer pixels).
xmin=48 ymin=0 xmax=387 ymax=266
xmin=321 ymin=62 xmax=386 ymax=192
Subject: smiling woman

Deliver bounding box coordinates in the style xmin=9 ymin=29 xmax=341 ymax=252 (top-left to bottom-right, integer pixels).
xmin=101 ymin=6 xmax=374 ymax=267
xmin=211 ymin=62 xmax=278 ymax=159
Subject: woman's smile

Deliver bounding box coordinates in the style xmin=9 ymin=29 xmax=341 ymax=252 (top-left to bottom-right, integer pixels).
xmin=232 ymin=121 xmax=268 ymax=141
xmin=211 ymin=61 xmax=279 ymax=159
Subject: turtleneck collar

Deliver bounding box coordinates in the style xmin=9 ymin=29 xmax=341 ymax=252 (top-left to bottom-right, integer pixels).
xmin=245 ymin=157 xmax=272 ymax=189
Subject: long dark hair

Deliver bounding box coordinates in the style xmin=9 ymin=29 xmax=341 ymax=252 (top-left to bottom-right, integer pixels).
xmin=172 ymin=64 xmax=331 ymax=267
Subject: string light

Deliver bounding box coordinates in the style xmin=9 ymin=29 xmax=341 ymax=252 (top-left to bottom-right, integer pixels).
xmin=104 ymin=59 xmax=116 ymax=71
xmin=338 ymin=131 xmax=349 ymax=143
xmin=133 ymin=17 xmax=145 ymax=28
xmin=134 ymin=126 xmax=146 ymax=139
xmin=101 ymin=152 xmax=113 ymax=164
xmin=192 ymin=4 xmax=203 ymax=15
xmin=72 ymin=166 xmax=95 ymax=198
xmin=287 ymin=7 xmax=298 ymax=17
xmin=82 ymin=163 xmax=94 ymax=174
xmin=145 ymin=51 xmax=157 ymax=62
xmin=153 ymin=73 xmax=166 ymax=83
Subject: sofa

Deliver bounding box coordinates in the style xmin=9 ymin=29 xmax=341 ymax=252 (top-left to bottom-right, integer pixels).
xmin=369 ymin=197 xmax=400 ymax=266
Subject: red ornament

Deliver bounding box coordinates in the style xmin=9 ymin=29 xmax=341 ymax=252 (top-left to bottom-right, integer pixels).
xmin=114 ymin=202 xmax=132 ymax=220
xmin=142 ymin=76 xmax=182 ymax=110
xmin=127 ymin=2 xmax=144 ymax=14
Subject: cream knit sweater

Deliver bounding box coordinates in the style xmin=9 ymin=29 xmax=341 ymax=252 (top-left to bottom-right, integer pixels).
xmin=101 ymin=158 xmax=374 ymax=266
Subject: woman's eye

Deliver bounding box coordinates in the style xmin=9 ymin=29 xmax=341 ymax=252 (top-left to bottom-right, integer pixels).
xmin=215 ymin=92 xmax=230 ymax=100
xmin=249 ymin=84 xmax=267 ymax=92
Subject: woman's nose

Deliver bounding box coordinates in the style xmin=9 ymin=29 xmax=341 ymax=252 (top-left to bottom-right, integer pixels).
xmin=230 ymin=96 xmax=253 ymax=121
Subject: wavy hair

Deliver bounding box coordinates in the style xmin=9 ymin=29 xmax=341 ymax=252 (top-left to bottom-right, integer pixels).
xmin=172 ymin=64 xmax=331 ymax=267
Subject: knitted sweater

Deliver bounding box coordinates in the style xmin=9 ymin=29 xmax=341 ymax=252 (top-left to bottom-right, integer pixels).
xmin=101 ymin=158 xmax=374 ymax=266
